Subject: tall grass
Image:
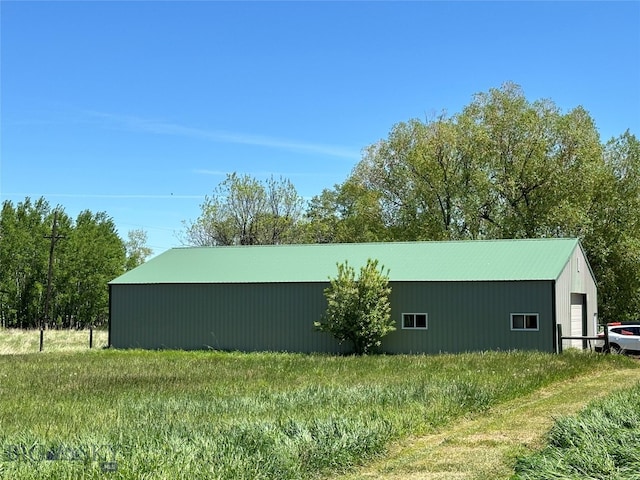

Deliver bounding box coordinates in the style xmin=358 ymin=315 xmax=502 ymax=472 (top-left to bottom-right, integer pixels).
xmin=0 ymin=349 xmax=636 ymax=479
xmin=0 ymin=328 xmax=108 ymax=354
xmin=514 ymin=382 xmax=640 ymax=479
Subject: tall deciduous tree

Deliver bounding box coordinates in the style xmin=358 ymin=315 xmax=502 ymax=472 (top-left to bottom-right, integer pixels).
xmin=354 ymin=116 xmax=479 ymax=240
xmin=303 ymin=188 xmax=342 ymax=244
xmin=302 ymin=183 xmax=387 ymax=244
xmin=183 ymin=173 xmax=305 ymax=246
xmin=309 ymin=83 xmax=637 ymax=324
xmin=56 ymin=210 xmax=126 ymax=328
xmin=458 ymin=84 xmax=603 ymax=238
xmin=315 ymin=259 xmax=393 ymax=355
xmin=0 ymin=198 xmax=127 ymax=329
xmin=346 ymin=83 xmax=604 ymax=242
xmin=583 ymin=131 xmax=640 ymax=323
xmin=124 ymin=229 xmax=153 ymax=271
xmin=0 ymin=198 xmax=52 ymax=327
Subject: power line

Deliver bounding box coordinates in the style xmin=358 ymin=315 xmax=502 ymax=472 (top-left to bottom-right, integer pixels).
xmin=41 ymin=210 xmax=65 ymax=352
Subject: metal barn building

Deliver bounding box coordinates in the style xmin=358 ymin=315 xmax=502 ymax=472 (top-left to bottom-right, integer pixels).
xmin=108 ymin=238 xmax=597 ymax=354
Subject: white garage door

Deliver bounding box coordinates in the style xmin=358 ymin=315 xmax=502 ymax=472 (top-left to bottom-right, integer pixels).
xmin=570 ymin=302 xmax=583 ymax=349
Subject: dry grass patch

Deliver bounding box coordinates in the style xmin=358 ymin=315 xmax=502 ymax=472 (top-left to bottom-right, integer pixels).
xmin=0 ymin=328 xmax=108 ymax=354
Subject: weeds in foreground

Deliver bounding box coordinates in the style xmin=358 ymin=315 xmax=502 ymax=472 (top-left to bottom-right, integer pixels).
xmin=514 ymin=381 xmax=640 ymax=479
xmin=0 ymin=349 xmax=636 ymax=479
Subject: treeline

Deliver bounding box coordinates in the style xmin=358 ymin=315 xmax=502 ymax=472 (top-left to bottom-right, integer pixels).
xmin=3 ymin=84 xmax=638 ymax=329
xmin=184 ymin=84 xmax=640 ymax=324
xmin=0 ymin=198 xmax=151 ymax=328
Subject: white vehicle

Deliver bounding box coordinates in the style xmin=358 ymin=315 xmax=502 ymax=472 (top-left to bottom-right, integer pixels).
xmin=596 ymin=322 xmax=640 ymax=354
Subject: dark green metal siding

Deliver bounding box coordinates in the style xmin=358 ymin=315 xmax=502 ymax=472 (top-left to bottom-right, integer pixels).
xmin=110 ymin=280 xmax=554 ymax=354
xmin=110 ymin=283 xmax=347 ymax=353
xmin=383 ymin=281 xmax=554 ymax=353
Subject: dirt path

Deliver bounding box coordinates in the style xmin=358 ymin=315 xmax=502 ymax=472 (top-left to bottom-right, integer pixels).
xmin=334 ymin=365 xmax=640 ymax=480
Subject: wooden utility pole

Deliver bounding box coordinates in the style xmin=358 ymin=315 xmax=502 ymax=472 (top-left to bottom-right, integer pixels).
xmin=41 ymin=210 xmax=65 ymax=352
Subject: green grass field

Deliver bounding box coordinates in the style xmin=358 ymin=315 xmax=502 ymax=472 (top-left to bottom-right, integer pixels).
xmin=0 ymin=330 xmax=638 ymax=479
xmin=514 ymin=381 xmax=640 ymax=479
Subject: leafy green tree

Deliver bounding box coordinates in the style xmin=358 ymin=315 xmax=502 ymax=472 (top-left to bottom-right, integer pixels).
xmin=263 ymin=176 xmax=301 ymax=243
xmin=315 ymin=259 xmax=394 ymax=355
xmin=124 ymin=229 xmax=153 ymax=270
xmin=458 ymin=84 xmax=603 ymax=238
xmin=331 ymin=83 xmax=638 ymax=324
xmin=582 ymin=131 xmax=640 ymax=323
xmin=0 ymin=197 xmax=149 ymax=329
xmin=354 ymin=116 xmax=477 ymax=240
xmin=183 ymin=173 xmax=305 ymax=246
xmin=350 ymin=83 xmax=606 ymax=242
xmin=302 ymin=182 xmax=388 ymax=244
xmin=334 ymin=180 xmax=389 ymax=242
xmin=303 ymin=188 xmax=342 ymax=244
xmin=0 ymin=198 xmax=53 ymax=328
xmin=56 ymin=211 xmax=126 ymax=328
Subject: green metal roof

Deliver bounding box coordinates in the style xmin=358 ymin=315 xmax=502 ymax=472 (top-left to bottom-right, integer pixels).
xmin=110 ymin=238 xmax=583 ymax=285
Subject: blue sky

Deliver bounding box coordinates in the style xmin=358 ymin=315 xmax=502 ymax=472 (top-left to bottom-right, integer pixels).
xmin=1 ymin=1 xmax=639 ymax=254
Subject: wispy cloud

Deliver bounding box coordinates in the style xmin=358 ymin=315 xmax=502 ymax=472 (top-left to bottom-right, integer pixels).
xmin=192 ymin=169 xmax=229 ymax=177
xmin=2 ymin=192 xmax=204 ymax=200
xmin=85 ymin=111 xmax=361 ymax=160
xmin=192 ymin=169 xmax=338 ymax=179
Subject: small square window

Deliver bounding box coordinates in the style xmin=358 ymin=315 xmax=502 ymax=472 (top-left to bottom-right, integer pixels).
xmin=511 ymin=313 xmax=539 ymax=331
xmin=403 ymin=313 xmax=428 ymax=330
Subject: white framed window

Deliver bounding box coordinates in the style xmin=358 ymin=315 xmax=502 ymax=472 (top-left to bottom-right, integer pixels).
xmin=511 ymin=313 xmax=539 ymax=331
xmin=403 ymin=313 xmax=428 ymax=329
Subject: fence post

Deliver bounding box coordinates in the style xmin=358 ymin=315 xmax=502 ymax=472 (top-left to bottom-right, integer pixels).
xmin=39 ymin=328 xmax=44 ymax=352
xmin=604 ymin=325 xmax=610 ymax=353
xmin=89 ymin=327 xmax=93 ymax=349
xmin=556 ymin=324 xmax=563 ymax=354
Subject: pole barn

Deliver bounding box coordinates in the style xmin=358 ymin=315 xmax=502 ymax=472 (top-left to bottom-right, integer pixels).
xmin=109 ymin=238 xmax=597 ymax=354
